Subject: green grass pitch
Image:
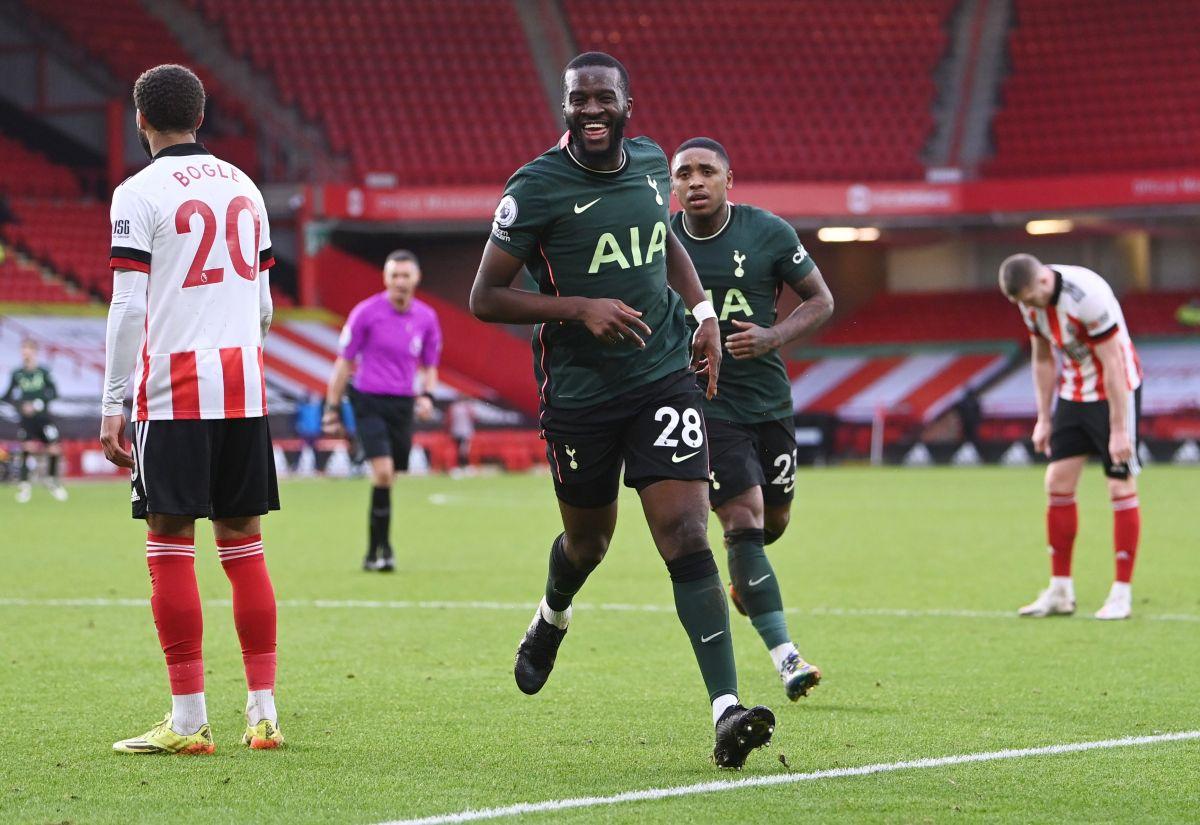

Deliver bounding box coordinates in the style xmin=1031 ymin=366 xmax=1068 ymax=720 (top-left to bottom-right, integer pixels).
xmin=1 ymin=466 xmax=1198 ymax=823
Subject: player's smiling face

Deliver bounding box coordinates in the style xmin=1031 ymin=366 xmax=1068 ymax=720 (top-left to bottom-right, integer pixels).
xmin=671 ymin=148 xmax=732 ymax=219
xmin=563 ymin=67 xmax=630 ymax=164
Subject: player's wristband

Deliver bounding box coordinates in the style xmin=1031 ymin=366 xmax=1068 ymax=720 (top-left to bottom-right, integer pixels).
xmin=323 ymin=404 xmax=341 ymax=419
xmin=691 ymin=300 xmax=717 ymax=324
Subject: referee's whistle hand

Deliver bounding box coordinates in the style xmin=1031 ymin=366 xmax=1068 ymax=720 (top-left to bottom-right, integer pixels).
xmin=321 ymin=410 xmax=345 ymax=438
xmin=100 ymin=413 xmax=134 ymax=469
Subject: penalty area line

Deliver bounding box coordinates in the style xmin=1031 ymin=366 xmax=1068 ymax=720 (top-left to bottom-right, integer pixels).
xmin=378 ymin=730 xmax=1200 ymax=825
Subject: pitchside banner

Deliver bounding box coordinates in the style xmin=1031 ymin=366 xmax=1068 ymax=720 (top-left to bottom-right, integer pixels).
xmin=314 ymin=169 xmax=1200 ymax=222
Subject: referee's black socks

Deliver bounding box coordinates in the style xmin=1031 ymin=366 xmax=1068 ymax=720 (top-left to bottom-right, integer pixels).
xmin=368 ymin=486 xmax=391 ymax=555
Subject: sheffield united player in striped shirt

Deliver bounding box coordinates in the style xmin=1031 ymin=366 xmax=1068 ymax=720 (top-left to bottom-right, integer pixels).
xmin=999 ymin=254 xmax=1144 ymax=621
xmin=101 ymin=65 xmax=283 ymax=753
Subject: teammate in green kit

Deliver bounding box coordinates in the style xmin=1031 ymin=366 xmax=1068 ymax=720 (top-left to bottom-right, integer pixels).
xmin=470 ymin=53 xmax=775 ymax=769
xmin=671 ymin=138 xmax=834 ymax=701
xmin=4 ymin=339 xmax=67 ymax=503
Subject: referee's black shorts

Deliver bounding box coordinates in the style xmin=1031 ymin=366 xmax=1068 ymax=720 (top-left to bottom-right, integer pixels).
xmin=349 ymin=388 xmax=414 ymax=470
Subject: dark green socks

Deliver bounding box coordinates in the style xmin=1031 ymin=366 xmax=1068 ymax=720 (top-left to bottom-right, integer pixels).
xmin=667 ymin=550 xmax=737 ymax=702
xmin=726 ymin=528 xmax=791 ymax=650
xmin=544 ymin=533 xmax=599 ymax=612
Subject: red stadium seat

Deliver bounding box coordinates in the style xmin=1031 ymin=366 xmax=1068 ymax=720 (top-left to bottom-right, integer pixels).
xmin=559 ymin=0 xmax=954 ymax=181
xmin=986 ymin=0 xmax=1200 ymax=176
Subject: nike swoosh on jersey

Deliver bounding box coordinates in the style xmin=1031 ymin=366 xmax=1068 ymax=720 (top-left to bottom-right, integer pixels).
xmin=574 ymin=198 xmax=602 ymax=213
xmin=700 ymin=631 xmax=725 ymax=643
xmin=671 ymin=450 xmax=701 ymax=463
xmin=748 ymin=575 xmax=772 ymax=586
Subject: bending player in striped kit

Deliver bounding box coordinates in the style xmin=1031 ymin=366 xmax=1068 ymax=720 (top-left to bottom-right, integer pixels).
xmin=999 ymin=254 xmax=1144 ymax=620
xmin=101 ymin=64 xmax=283 ymax=753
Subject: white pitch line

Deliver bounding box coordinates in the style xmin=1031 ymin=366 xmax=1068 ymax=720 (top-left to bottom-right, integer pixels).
xmin=0 ymin=597 xmax=1197 ymax=623
xmin=379 ymin=730 xmax=1200 ymax=825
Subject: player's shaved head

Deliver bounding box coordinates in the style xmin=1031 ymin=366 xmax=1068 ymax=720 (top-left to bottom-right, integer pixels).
xmin=134 ymin=64 xmax=205 ymax=134
xmin=674 ymin=137 xmax=730 ymax=169
xmin=998 ymin=253 xmax=1044 ymax=298
xmin=563 ymin=52 xmax=629 ymax=99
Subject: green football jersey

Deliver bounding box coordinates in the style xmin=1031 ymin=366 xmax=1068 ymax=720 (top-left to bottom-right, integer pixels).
xmin=489 ymin=135 xmax=689 ymax=410
xmin=672 ymin=204 xmax=814 ymax=423
xmin=4 ymin=365 xmax=57 ymax=412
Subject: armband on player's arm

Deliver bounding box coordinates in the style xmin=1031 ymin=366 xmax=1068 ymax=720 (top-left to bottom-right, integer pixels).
xmin=102 ymin=269 xmax=148 ymax=417
xmin=691 ymin=300 xmax=717 ymax=324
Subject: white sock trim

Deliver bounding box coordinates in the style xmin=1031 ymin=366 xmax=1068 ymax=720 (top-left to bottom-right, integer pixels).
xmin=246 ymin=689 xmax=278 ymax=725
xmin=539 ymin=597 xmax=571 ymax=630
xmin=1109 ymin=581 xmax=1132 ymax=601
xmin=712 ymin=693 xmax=739 ymax=726
xmin=1050 ymin=576 xmax=1075 ymax=598
xmin=769 ymin=642 xmax=798 ymax=673
xmin=170 ymin=692 xmax=208 ymax=735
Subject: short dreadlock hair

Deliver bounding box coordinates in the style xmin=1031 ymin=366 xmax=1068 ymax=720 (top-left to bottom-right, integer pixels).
xmin=133 ymin=64 xmax=205 ymax=133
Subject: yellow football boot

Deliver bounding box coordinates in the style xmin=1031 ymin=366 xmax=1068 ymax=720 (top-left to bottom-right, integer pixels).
xmin=113 ymin=714 xmax=215 ymax=755
xmin=242 ymin=718 xmax=284 ymax=750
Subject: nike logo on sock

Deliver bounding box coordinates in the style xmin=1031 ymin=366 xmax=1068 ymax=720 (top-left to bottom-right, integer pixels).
xmin=748 ymin=575 xmax=772 ymax=586
xmin=700 ymin=631 xmax=725 ymax=643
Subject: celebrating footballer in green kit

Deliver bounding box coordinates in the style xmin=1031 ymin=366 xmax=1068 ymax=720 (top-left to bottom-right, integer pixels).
xmin=471 ymin=53 xmax=776 ymax=769
xmin=671 ymin=137 xmax=834 ymax=702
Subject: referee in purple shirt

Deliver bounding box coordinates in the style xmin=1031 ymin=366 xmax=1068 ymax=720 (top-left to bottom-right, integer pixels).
xmin=323 ymin=250 xmax=442 ymax=571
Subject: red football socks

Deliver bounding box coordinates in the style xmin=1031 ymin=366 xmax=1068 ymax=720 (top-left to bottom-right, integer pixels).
xmin=1111 ymin=494 xmax=1140 ymax=584
xmin=1046 ymin=493 xmax=1077 ymax=578
xmin=146 ymin=533 xmax=204 ymax=695
xmin=217 ymin=535 xmax=278 ymax=691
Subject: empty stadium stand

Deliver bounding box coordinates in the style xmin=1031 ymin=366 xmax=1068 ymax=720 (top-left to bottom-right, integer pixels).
xmin=562 ymin=0 xmax=955 ymax=181
xmin=818 ymin=290 xmax=1019 ymax=345
xmin=0 ymin=257 xmax=86 ymax=304
xmin=191 ymin=0 xmax=553 ymax=185
xmin=1 ymin=198 xmax=111 ymax=299
xmin=22 ymin=0 xmax=259 ymax=176
xmin=986 ymin=0 xmax=1200 ymax=176
xmin=0 ymin=133 xmax=82 ymax=199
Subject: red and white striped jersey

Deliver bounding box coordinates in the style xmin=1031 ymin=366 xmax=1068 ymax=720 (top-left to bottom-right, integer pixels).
xmin=1021 ymin=265 xmax=1142 ymax=403
xmin=108 ymin=143 xmax=274 ymax=420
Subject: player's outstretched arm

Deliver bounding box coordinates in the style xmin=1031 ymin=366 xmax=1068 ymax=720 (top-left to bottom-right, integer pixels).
xmin=727 ymin=266 xmax=834 ymax=361
xmin=664 ymin=230 xmax=721 ymax=398
xmin=1030 ymin=335 xmax=1056 ymax=456
xmin=470 ymin=241 xmax=651 ymax=347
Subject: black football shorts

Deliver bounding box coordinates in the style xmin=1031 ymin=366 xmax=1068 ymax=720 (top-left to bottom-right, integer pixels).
xmin=541 ymin=369 xmax=710 ymax=508
xmin=1049 ymin=385 xmax=1142 ymax=480
xmin=17 ymin=414 xmax=59 ymax=444
xmin=705 ymin=416 xmax=797 ymax=509
xmin=349 ymin=389 xmax=414 ymax=470
xmin=130 ymin=417 xmax=280 ymax=519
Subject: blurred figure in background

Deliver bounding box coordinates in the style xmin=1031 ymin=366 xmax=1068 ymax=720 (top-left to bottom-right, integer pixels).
xmin=323 ymin=249 xmax=442 ymax=572
xmin=4 ymin=339 xmax=66 ymax=502
xmin=447 ymin=398 xmax=475 ymax=475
